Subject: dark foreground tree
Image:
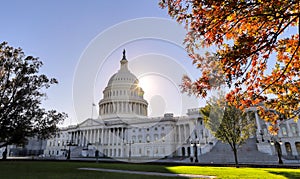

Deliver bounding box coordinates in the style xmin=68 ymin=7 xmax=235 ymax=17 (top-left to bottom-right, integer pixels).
xmin=0 ymin=42 xmax=67 ymax=159
xmin=159 ymin=0 xmax=300 ymax=132
xmin=201 ymin=95 xmax=255 ymax=166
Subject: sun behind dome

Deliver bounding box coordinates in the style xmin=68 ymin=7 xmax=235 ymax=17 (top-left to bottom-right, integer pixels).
xmin=99 ymin=50 xmax=148 ymax=120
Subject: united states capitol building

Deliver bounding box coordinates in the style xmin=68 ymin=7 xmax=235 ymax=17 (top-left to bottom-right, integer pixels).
xmin=42 ymin=51 xmax=300 ymax=163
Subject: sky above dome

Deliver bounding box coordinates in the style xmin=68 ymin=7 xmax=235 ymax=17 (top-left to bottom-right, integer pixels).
xmin=6 ymin=1 xmax=294 ymax=126
xmin=1 ymin=0 xmax=203 ymax=125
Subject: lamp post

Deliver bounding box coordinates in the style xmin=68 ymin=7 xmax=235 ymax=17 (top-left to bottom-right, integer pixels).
xmin=190 ymin=139 xmax=200 ymax=163
xmin=270 ymin=137 xmax=283 ymax=164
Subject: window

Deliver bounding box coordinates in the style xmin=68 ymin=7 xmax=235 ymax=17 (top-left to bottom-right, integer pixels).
xmin=138 ymin=135 xmax=142 ymax=143
xmin=161 ymin=134 xmax=166 ymax=142
xmin=280 ymin=125 xmax=287 ymax=136
xmin=285 ymin=142 xmax=292 ymax=156
xmin=146 ymin=135 xmax=151 ymax=143
xmin=295 ymin=142 xmax=300 ymax=155
xmin=161 ymin=127 xmax=164 ymax=131
xmin=132 ymin=136 xmax=136 ymax=143
xmin=291 ymin=124 xmax=298 ymax=136
xmin=154 ymin=134 xmax=159 ymax=141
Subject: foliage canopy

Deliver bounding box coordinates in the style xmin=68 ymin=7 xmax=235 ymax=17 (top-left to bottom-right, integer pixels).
xmin=0 ymin=42 xmax=67 ymax=148
xmin=160 ymin=0 xmax=300 ymax=131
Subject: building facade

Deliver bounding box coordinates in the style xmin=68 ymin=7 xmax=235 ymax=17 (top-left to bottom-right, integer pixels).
xmin=44 ymin=50 xmax=300 ymax=162
xmin=44 ymin=51 xmax=215 ymax=161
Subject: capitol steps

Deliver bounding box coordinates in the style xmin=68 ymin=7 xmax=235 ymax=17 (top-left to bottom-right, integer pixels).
xmin=198 ymin=138 xmax=278 ymax=164
xmin=70 ymin=146 xmax=84 ymax=157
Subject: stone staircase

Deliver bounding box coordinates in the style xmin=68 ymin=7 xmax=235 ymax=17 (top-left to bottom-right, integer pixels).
xmin=198 ymin=138 xmax=278 ymax=164
xmin=70 ymin=146 xmax=84 ymax=157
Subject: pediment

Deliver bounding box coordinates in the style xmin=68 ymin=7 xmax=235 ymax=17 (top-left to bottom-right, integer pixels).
xmin=78 ymin=118 xmax=103 ymax=127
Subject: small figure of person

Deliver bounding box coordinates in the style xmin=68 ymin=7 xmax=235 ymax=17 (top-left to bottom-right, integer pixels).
xmin=2 ymin=147 xmax=7 ymax=160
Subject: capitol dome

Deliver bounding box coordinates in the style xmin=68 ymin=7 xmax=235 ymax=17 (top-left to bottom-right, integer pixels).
xmin=99 ymin=50 xmax=148 ymax=119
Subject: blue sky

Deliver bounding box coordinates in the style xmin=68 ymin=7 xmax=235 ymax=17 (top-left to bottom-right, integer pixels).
xmin=1 ymin=0 xmax=205 ymax=125
xmin=2 ymin=1 xmax=298 ymax=126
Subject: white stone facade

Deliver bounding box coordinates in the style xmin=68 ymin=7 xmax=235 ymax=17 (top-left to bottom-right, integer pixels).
xmin=254 ymin=108 xmax=300 ymax=158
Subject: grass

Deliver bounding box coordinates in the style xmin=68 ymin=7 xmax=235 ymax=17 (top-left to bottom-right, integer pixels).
xmin=0 ymin=161 xmax=299 ymax=178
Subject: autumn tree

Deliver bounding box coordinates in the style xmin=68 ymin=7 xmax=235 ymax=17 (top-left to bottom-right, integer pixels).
xmin=0 ymin=42 xmax=67 ymax=159
xmin=159 ymin=0 xmax=300 ymax=132
xmin=201 ymin=94 xmax=256 ymax=166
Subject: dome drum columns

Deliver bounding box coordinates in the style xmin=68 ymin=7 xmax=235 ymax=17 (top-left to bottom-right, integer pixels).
xmin=99 ymin=101 xmax=147 ymax=116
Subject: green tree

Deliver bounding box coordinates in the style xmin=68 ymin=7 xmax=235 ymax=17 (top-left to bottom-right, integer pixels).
xmin=0 ymin=42 xmax=67 ymax=159
xmin=201 ymin=95 xmax=255 ymax=166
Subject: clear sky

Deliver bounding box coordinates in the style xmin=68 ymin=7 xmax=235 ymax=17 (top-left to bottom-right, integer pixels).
xmin=1 ymin=0 xmax=205 ymax=125
xmin=2 ymin=1 xmax=297 ymax=126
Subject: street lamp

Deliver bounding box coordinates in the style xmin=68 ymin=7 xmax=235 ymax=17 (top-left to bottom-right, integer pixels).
xmin=190 ymin=139 xmax=200 ymax=163
xmin=270 ymin=137 xmax=283 ymax=164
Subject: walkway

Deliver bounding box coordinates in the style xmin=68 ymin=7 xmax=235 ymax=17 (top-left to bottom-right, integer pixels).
xmin=78 ymin=168 xmax=217 ymax=178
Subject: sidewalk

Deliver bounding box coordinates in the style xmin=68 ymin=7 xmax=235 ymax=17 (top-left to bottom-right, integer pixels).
xmin=78 ymin=167 xmax=217 ymax=178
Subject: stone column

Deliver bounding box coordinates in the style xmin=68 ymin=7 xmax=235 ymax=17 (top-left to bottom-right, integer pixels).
xmin=101 ymin=129 xmax=104 ymax=144
xmin=79 ymin=131 xmax=83 ymax=146
xmin=286 ymin=123 xmax=293 ymax=137
xmin=108 ymin=129 xmax=111 ymax=146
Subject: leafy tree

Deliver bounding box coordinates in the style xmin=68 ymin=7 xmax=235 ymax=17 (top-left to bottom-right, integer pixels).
xmin=159 ymin=0 xmax=300 ymax=131
xmin=201 ymin=95 xmax=256 ymax=166
xmin=0 ymin=42 xmax=67 ymax=159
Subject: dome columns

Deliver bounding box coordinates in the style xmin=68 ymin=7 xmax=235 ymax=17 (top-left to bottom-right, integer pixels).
xmin=99 ymin=101 xmax=147 ymax=116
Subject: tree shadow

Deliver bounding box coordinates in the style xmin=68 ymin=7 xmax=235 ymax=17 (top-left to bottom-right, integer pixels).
xmin=267 ymin=171 xmax=300 ymax=179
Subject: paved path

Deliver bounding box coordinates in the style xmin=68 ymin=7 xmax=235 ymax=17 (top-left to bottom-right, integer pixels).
xmin=78 ymin=168 xmax=217 ymax=178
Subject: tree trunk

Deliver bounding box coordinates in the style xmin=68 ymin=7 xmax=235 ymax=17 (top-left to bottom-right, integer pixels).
xmin=233 ymin=146 xmax=239 ymax=168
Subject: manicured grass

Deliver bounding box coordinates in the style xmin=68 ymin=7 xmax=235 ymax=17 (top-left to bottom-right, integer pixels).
xmin=0 ymin=161 xmax=299 ymax=178
xmin=166 ymin=166 xmax=300 ymax=179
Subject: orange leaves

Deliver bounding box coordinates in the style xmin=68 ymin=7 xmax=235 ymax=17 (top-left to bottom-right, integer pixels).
xmin=161 ymin=0 xmax=300 ymax=134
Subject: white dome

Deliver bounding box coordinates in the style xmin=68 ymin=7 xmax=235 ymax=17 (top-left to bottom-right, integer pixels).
xmin=99 ymin=50 xmax=148 ymax=119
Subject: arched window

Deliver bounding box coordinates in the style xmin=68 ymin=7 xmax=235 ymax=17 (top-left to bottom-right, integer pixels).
xmin=146 ymin=135 xmax=151 ymax=143
xmin=138 ymin=135 xmax=142 ymax=143
xmin=132 ymin=135 xmax=136 ymax=143
xmin=280 ymin=124 xmax=287 ymax=136
xmin=154 ymin=134 xmax=159 ymax=141
xmin=291 ymin=124 xmax=298 ymax=136
xmin=295 ymin=142 xmax=300 ymax=155
xmin=285 ymin=142 xmax=292 ymax=156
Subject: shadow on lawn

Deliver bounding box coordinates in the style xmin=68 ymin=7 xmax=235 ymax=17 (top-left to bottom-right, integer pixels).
xmin=267 ymin=171 xmax=300 ymax=179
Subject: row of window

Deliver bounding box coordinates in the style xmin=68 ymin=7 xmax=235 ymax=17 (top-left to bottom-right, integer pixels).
xmin=131 ymin=133 xmax=166 ymax=143
xmin=48 ymin=141 xmax=66 ymax=147
xmin=103 ymin=147 xmax=165 ymax=157
xmin=104 ymin=89 xmax=141 ymax=98
xmin=132 ymin=126 xmax=165 ymax=133
xmin=280 ymin=123 xmax=299 ymax=137
xmin=285 ymin=142 xmax=300 ymax=156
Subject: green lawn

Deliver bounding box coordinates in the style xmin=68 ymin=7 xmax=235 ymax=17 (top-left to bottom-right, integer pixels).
xmin=0 ymin=161 xmax=299 ymax=179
